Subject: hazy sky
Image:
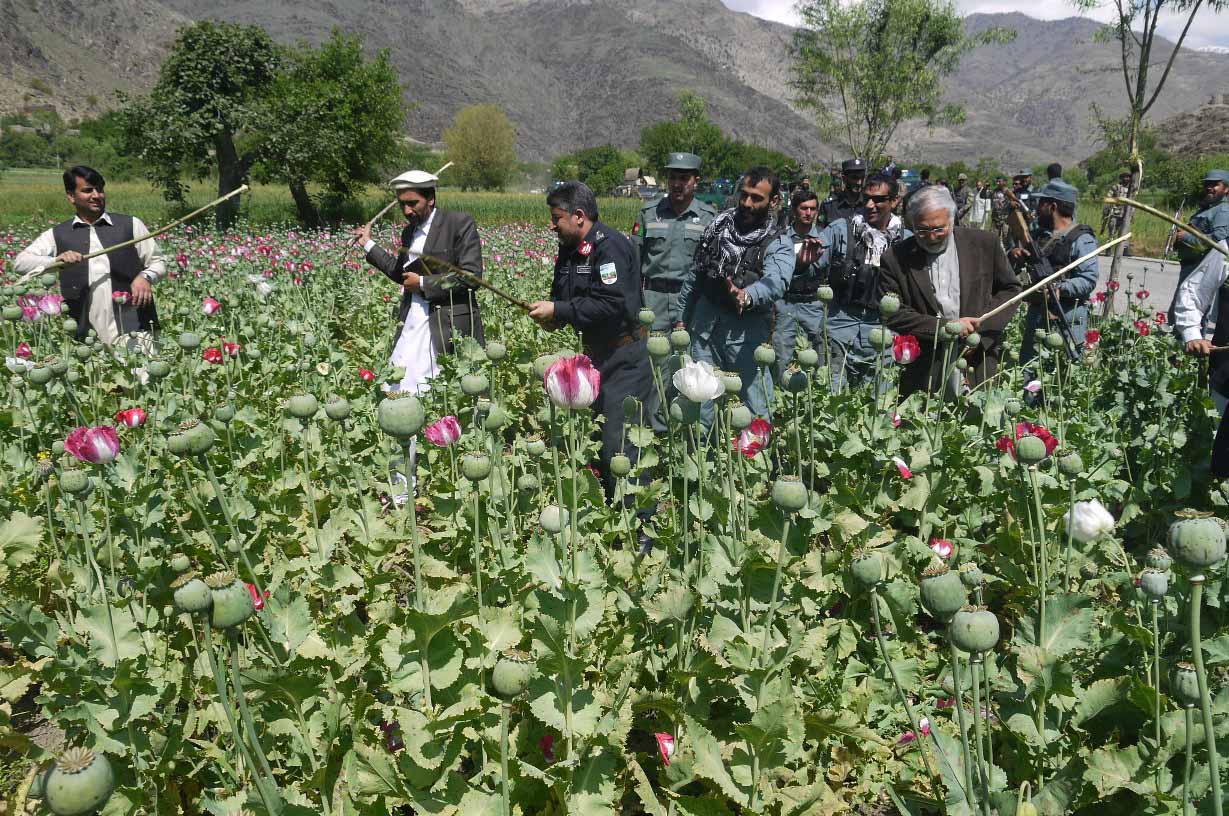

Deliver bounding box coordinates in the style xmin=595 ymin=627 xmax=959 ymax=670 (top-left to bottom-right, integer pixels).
xmin=721 ymin=0 xmax=1229 ymax=49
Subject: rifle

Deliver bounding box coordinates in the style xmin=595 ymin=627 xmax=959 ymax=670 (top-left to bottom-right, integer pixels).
xmin=1003 ymin=190 xmax=1081 ymax=361
xmin=1164 ymin=198 xmax=1186 ymax=257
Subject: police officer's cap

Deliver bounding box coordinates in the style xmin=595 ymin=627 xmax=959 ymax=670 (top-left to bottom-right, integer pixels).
xmin=1036 ymin=179 xmax=1078 ymax=206
xmin=390 ymin=169 xmax=439 ymax=190
xmin=664 ymin=152 xmax=702 ymax=172
xmin=841 ymin=158 xmax=867 ymax=174
xmin=1013 ymin=169 xmax=1032 ymax=178
xmin=1203 ymin=169 xmax=1229 ymax=184
xmin=957 ymin=173 xmax=968 ymax=181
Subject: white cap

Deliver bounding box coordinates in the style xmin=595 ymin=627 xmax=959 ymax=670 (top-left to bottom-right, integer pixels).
xmin=389 ymin=169 xmax=439 ymax=190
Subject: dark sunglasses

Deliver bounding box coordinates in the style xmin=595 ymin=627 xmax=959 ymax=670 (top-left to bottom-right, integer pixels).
xmin=863 ymin=193 xmax=893 ymax=204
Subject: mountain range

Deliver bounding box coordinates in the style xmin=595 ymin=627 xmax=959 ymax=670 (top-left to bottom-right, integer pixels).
xmin=2 ymin=0 xmax=1227 ymax=166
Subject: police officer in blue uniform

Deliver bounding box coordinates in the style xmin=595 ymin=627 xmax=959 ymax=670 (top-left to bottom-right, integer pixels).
xmin=1170 ymin=169 xmax=1229 ymax=324
xmin=676 ymin=166 xmax=794 ymax=426
xmin=1009 ymin=179 xmax=1099 ymax=367
xmin=817 ymin=172 xmax=910 ymax=390
xmin=528 ymin=182 xmax=652 ymax=499
xmin=820 ymin=158 xmax=867 ymax=226
xmin=772 ymin=190 xmax=826 ymax=379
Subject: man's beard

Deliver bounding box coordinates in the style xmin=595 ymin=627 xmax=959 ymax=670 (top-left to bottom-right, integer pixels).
xmin=736 ymin=205 xmax=768 ymax=231
xmin=919 ymin=233 xmax=952 ymax=255
xmin=1203 ymin=191 xmax=1226 ymax=208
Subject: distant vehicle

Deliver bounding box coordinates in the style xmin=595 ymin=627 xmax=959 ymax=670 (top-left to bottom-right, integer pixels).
xmin=637 ymin=185 xmax=662 ymax=201
xmin=696 ymin=179 xmax=735 ymax=208
xmin=898 ymin=170 xmax=922 ymax=194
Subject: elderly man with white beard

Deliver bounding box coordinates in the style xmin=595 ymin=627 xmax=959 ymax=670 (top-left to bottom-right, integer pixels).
xmin=879 ymin=185 xmax=1021 ymax=398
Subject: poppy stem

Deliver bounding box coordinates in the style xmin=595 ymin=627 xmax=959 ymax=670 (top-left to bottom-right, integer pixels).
xmin=1188 ymin=576 xmax=1223 ymax=816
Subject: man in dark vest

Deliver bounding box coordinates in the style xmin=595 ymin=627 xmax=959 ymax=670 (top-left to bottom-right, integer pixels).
xmin=354 ymin=168 xmax=485 ymax=396
xmin=14 ymin=165 xmax=165 ymax=347
xmin=1008 ymin=179 xmax=1099 ymax=368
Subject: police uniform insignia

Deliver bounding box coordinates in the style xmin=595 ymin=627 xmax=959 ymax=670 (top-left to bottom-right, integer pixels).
xmin=599 ymin=262 xmax=617 ymax=285
xmin=579 ymin=241 xmax=593 ymax=257
xmin=631 ymin=222 xmax=640 ymax=236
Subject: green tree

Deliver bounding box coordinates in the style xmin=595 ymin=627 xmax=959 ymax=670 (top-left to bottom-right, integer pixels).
xmin=252 ymin=31 xmax=403 ymax=225
xmin=791 ymin=0 xmax=1012 ymax=161
xmin=639 ymin=91 xmax=726 ymax=176
xmin=121 ymin=21 xmax=280 ymax=229
xmin=443 ymin=104 xmax=519 ymax=191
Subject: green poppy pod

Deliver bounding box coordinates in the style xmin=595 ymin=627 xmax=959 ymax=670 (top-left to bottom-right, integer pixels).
xmin=378 ymin=392 xmax=426 ymax=439
xmin=1146 ymin=547 xmax=1172 ymax=572
xmin=670 ymin=397 xmax=701 ymax=425
xmin=797 ymin=347 xmax=820 ymax=368
xmin=947 ymin=606 xmax=999 ymax=654
xmin=964 ymin=331 xmax=981 ymax=348
xmin=753 ymin=343 xmax=776 ymax=366
xmin=460 ymin=372 xmax=489 ymax=396
xmin=1003 ymin=399 xmax=1022 ymax=417
xmin=720 ymin=371 xmax=742 ymax=394
xmin=206 ymin=571 xmax=255 ymax=630
xmin=609 ymin=454 xmax=632 ymax=477
xmin=958 ymin=562 xmax=985 ymax=588
xmin=943 ymin=320 xmax=964 ymax=338
xmin=485 ymin=340 xmax=507 ymax=361
xmin=850 ymin=549 xmax=886 ymax=588
xmin=526 ymin=436 xmax=547 ymax=457
xmin=170 ymin=553 xmax=191 ymax=573
xmin=729 ymin=401 xmax=753 ymax=430
xmin=920 ymin=564 xmax=968 ymax=619
xmin=817 ymin=285 xmax=834 ymax=302
xmin=1044 ymin=331 xmax=1065 ymax=350
xmin=28 ymin=365 xmax=54 ymax=385
xmin=879 ymin=294 xmax=900 ymax=316
xmin=1057 ymin=451 xmax=1083 ymax=476
xmin=539 ymin=505 xmax=569 ymax=534
xmin=302 ymin=332 xmax=317 ymax=348
xmin=73 ymin=345 xmax=93 ymax=361
xmin=516 ymin=473 xmax=540 ymax=492
xmin=324 ymin=396 xmax=352 ymax=422
xmin=483 ymin=403 xmax=511 ymax=431
xmin=1018 ymin=802 xmax=1038 ymax=816
xmin=49 ymin=357 xmax=69 ymax=376
xmin=647 ymin=332 xmax=671 ymax=358
xmin=171 ymin=573 xmax=212 ymax=615
xmin=1 ymin=305 xmax=21 ymax=321
xmin=669 ymin=329 xmax=691 ymax=350
xmin=40 ymin=272 xmax=58 ymax=288
xmin=462 ymin=453 xmax=492 ymax=481
xmin=638 ymin=308 xmax=655 ymax=326
xmin=177 ymin=331 xmax=201 ymax=350
xmin=1014 ymin=435 xmax=1048 ymax=465
xmin=955 ymin=358 xmax=969 ymax=371
xmin=1168 ymin=516 xmax=1227 ymax=569
xmin=43 ymin=747 xmax=114 ymax=816
xmin=1138 ymin=568 xmax=1168 ymax=599
xmin=62 ymin=318 xmax=78 ymax=334
xmin=181 ymin=420 xmax=215 ymax=455
xmin=286 ymin=394 xmax=319 ymax=419
xmin=532 ymin=354 xmax=559 ymax=379
xmin=771 ymin=476 xmax=808 ymax=512
xmin=1171 ymin=662 xmax=1202 ymax=707
xmin=213 ymin=403 xmax=236 ymax=424
xmin=59 ymin=469 xmax=91 ymax=496
xmin=868 ymin=327 xmax=892 ymax=351
xmin=146 ymin=359 xmax=172 ymax=379
xmin=1080 ymin=560 xmax=1099 ymax=579
xmin=490 ymin=649 xmax=534 ymax=699
xmin=783 ymin=368 xmax=809 ymax=393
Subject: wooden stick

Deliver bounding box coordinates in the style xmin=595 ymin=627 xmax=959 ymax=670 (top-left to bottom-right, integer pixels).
xmin=447 ymin=266 xmax=534 ymax=313
xmin=15 ymin=185 xmax=249 ymax=285
xmin=356 ymin=161 xmax=456 ymax=238
xmin=978 ymin=233 xmax=1131 ymax=323
xmin=1105 ymin=196 xmax=1229 ymax=258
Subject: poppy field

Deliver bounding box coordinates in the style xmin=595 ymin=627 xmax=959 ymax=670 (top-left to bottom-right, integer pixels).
xmin=1 ymin=217 xmax=1227 ymax=816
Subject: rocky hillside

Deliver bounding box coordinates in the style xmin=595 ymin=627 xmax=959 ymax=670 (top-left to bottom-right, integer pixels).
xmin=2 ymin=0 xmax=1228 ymax=166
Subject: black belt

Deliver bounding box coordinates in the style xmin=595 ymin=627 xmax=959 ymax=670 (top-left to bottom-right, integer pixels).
xmin=784 ymin=293 xmax=819 ymax=304
xmin=644 ymin=278 xmax=683 ymax=294
xmin=584 ymin=325 xmax=648 ymax=357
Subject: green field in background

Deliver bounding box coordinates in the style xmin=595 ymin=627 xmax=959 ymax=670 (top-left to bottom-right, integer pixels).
xmin=0 ymin=168 xmax=1171 ymax=255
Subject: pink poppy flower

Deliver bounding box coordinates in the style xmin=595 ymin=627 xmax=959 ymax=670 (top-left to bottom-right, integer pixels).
xmin=202 ymin=348 xmax=223 ymax=364
xmin=64 ymin=426 xmax=121 ymax=464
xmin=112 ymin=291 xmax=130 ymax=305
xmin=892 ymin=456 xmax=912 ymax=479
xmin=539 ymin=734 xmax=556 ymax=764
xmin=15 ymin=342 xmax=32 ymax=360
xmin=898 ymin=717 xmax=931 ymax=745
xmin=38 ymin=294 xmax=64 ymax=316
xmin=544 ymin=354 xmax=600 ymax=409
xmin=655 ymin=732 xmax=676 ymax=766
xmin=929 ymin=538 xmax=954 ymax=559
xmin=359 ymin=368 xmax=376 ymax=382
xmin=735 ymin=418 xmax=772 ymax=458
xmin=202 ymin=297 xmax=222 ymax=315
xmin=425 ymin=416 xmax=462 ymax=447
xmin=115 ymin=408 xmax=147 ymax=428
xmin=246 ymin=582 xmax=269 ymax=611
xmin=892 ymin=334 xmax=921 ymax=364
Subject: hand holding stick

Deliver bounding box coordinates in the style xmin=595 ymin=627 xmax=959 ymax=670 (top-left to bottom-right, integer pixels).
xmin=15 ymin=185 xmax=250 ymax=285
xmin=978 ymin=233 xmax=1131 ymax=323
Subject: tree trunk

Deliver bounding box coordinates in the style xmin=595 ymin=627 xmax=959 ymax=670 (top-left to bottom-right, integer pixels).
xmin=288 ymin=178 xmax=321 ymax=228
xmin=215 ymin=131 xmax=246 ymax=232
xmin=1100 ymin=116 xmax=1142 ymax=318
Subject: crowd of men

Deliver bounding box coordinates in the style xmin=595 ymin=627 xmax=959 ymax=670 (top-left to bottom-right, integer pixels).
xmin=18 ymin=158 xmax=1229 ymax=517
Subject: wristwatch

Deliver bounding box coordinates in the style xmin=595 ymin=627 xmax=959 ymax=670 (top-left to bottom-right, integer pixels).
xmin=141 ymin=271 xmax=158 ymax=283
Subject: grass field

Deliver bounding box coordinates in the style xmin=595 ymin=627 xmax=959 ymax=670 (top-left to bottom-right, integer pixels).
xmin=0 ymin=167 xmax=1172 ymax=255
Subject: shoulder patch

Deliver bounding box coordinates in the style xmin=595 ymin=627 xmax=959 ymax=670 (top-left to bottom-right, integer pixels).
xmin=599 ymin=262 xmax=618 ymax=285
xmin=631 ymin=221 xmax=641 ymax=236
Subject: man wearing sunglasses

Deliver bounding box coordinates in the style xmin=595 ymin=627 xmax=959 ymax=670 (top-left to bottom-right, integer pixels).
xmin=880 ymin=185 xmax=1021 ymax=398
xmin=820 ymin=158 xmax=868 ymax=227
xmin=805 ymin=172 xmax=911 ymax=391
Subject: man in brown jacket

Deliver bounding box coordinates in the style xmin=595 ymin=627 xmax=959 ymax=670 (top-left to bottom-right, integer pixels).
xmin=881 ymin=185 xmax=1021 ymax=397
xmin=354 ymin=169 xmax=485 ymax=395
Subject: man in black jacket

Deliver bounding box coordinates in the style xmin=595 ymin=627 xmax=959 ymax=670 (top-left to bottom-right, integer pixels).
xmin=354 ymin=169 xmax=485 ymax=395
